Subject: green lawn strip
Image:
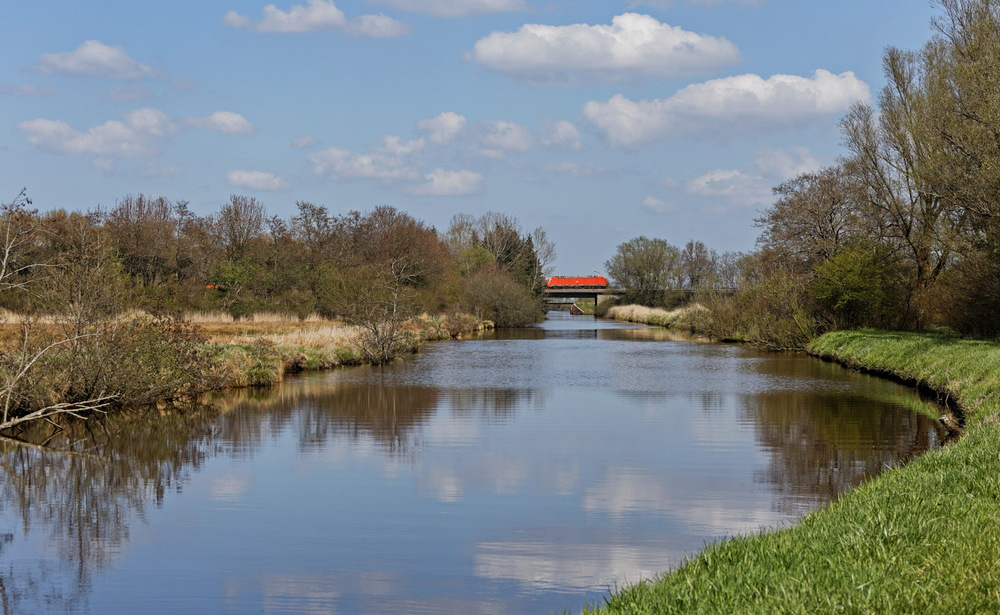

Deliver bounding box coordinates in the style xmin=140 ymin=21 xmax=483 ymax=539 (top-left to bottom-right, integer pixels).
xmin=584 ymin=331 xmax=1000 ymax=614
xmin=808 ymin=330 xmax=1000 ymax=426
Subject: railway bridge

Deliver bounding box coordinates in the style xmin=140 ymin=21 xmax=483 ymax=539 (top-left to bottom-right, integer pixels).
xmin=542 ymin=286 xmax=622 ymax=309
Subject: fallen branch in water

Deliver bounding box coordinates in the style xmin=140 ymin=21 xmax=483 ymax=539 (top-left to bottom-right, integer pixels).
xmin=0 ymin=395 xmax=117 ymax=432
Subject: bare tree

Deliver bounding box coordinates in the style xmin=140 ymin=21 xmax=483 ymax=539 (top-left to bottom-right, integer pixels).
xmin=680 ymin=240 xmax=715 ymax=290
xmin=104 ymin=194 xmax=177 ymax=286
xmin=0 ymin=190 xmax=117 ymax=433
xmin=605 ymin=236 xmax=680 ymax=306
xmin=926 ymin=0 xmax=1000 ymax=224
xmin=216 ymin=195 xmax=265 ymax=261
xmin=842 ymin=83 xmax=964 ymax=325
xmin=755 ymin=165 xmax=862 ymax=271
xmin=530 ymin=227 xmax=557 ymax=279
xmin=0 ymin=189 xmax=46 ymax=294
xmin=443 ymin=213 xmax=479 ymax=260
xmin=477 ymin=211 xmax=523 ymax=267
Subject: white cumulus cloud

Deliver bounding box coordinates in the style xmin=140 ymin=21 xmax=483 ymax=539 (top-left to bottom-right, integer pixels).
xmin=308 ymin=146 xmax=419 ymax=180
xmin=34 ymin=40 xmax=156 ymax=80
xmin=409 ymin=169 xmax=484 ymax=196
xmin=348 ymin=13 xmax=410 ymax=37
xmin=642 ymin=195 xmax=676 ymax=214
xmin=417 ymin=111 xmax=467 ymax=144
xmin=17 ymin=107 xmax=264 ymax=159
xmin=226 ymin=170 xmax=289 ymax=190
xmin=17 ymin=108 xmax=174 ymax=157
xmin=683 ymin=146 xmax=822 ymax=209
xmin=291 ymin=135 xmax=320 ymax=149
xmin=539 ymin=162 xmax=602 ymax=177
xmin=224 ymin=1 xmax=408 ymax=37
xmin=544 ymin=120 xmax=582 ymax=149
xmin=583 ymin=69 xmax=870 ymax=146
xmin=224 ymin=0 xmax=346 ymax=32
xmin=184 ymin=111 xmax=257 ymax=134
xmin=686 ymin=169 xmax=771 ymax=205
xmin=368 ymin=0 xmax=529 ymax=17
xmin=478 ymin=120 xmax=533 ymax=156
xmin=753 ymin=145 xmax=821 ymax=178
xmin=378 ymin=135 xmax=424 ymax=155
xmin=469 ymin=13 xmax=740 ymax=84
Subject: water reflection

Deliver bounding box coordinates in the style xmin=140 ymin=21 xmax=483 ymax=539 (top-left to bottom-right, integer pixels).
xmin=0 ymin=406 xmax=223 ymax=613
xmin=0 ymin=313 xmax=945 ymax=614
xmin=747 ymin=391 xmax=939 ymax=514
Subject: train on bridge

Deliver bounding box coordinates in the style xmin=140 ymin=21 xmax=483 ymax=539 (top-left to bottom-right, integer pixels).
xmin=545 ymin=275 xmax=608 ymax=289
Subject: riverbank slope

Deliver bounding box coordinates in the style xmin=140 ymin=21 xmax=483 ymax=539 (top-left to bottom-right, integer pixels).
xmin=584 ymin=330 xmax=1000 ymax=614
xmin=0 ymin=312 xmax=491 ymax=433
xmin=203 ymin=312 xmax=491 ymax=387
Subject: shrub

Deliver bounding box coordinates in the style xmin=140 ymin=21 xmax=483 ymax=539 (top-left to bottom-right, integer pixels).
xmin=1 ymin=315 xmax=221 ymax=431
xmin=702 ymin=271 xmax=820 ymax=349
xmin=937 ymin=248 xmax=1000 ymax=337
xmin=462 ymin=268 xmax=544 ymax=327
xmin=808 ymin=244 xmax=904 ymax=329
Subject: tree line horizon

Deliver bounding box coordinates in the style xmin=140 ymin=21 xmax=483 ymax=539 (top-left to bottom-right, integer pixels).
xmin=4 ymin=0 xmax=998 ymax=341
xmin=605 ymin=0 xmax=1000 ymax=345
xmin=1 ymin=191 xmax=557 ymax=327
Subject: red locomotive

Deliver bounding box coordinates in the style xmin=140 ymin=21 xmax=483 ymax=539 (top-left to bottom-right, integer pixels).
xmin=546 ymin=275 xmax=608 ymax=289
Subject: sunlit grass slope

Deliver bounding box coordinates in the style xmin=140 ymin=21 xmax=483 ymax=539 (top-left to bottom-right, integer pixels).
xmin=809 ymin=330 xmax=1000 ymax=426
xmin=583 ymin=330 xmax=1000 ymax=615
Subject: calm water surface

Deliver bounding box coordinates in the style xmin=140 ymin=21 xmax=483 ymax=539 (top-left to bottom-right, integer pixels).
xmin=0 ymin=313 xmax=944 ymax=614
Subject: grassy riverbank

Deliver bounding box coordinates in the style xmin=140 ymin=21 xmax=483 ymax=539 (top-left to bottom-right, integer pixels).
xmin=583 ymin=330 xmax=1000 ymax=614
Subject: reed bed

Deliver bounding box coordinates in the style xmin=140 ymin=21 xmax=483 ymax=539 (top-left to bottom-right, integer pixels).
xmin=201 ymin=322 xmax=360 ymax=347
xmin=606 ymin=303 xmax=711 ymax=331
xmin=181 ymin=310 xmax=328 ymax=324
xmin=0 ymin=309 xmax=488 ymax=407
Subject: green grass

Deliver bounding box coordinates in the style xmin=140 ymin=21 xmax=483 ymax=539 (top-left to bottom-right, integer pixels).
xmin=808 ymin=330 xmax=1000 ymax=426
xmin=583 ymin=330 xmax=1000 ymax=614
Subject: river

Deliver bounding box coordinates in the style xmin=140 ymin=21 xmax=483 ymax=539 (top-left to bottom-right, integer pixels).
xmin=0 ymin=312 xmax=944 ymax=614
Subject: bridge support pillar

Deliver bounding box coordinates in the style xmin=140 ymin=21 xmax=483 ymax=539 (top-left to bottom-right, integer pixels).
xmin=595 ymin=293 xmax=616 ymax=308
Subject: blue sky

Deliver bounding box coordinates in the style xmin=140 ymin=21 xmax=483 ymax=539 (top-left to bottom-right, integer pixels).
xmin=2 ymin=1 xmax=937 ymax=273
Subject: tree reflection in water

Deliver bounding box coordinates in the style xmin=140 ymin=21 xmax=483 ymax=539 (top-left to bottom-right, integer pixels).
xmin=0 ymin=375 xmax=534 ymax=613
xmin=0 ymin=405 xmax=222 ymax=613
xmin=740 ymin=357 xmax=945 ymax=516
xmin=0 ymin=343 xmax=944 ymax=614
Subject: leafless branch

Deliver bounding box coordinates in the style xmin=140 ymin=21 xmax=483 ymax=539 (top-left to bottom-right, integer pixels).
xmin=0 ymin=395 xmax=117 ymax=432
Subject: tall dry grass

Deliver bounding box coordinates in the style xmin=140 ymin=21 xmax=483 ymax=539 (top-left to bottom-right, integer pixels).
xmin=181 ymin=310 xmax=327 ymax=324
xmin=178 ymin=311 xmax=358 ymax=349
xmin=212 ymin=324 xmax=364 ymax=353
xmin=606 ymin=303 xmax=711 ymax=332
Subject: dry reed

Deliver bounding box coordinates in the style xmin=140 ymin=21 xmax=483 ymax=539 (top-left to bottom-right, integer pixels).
xmin=606 ymin=303 xmax=710 ymax=330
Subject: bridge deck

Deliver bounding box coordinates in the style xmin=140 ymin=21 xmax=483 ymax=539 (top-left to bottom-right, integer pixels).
xmin=543 ymin=288 xmax=621 ymax=297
